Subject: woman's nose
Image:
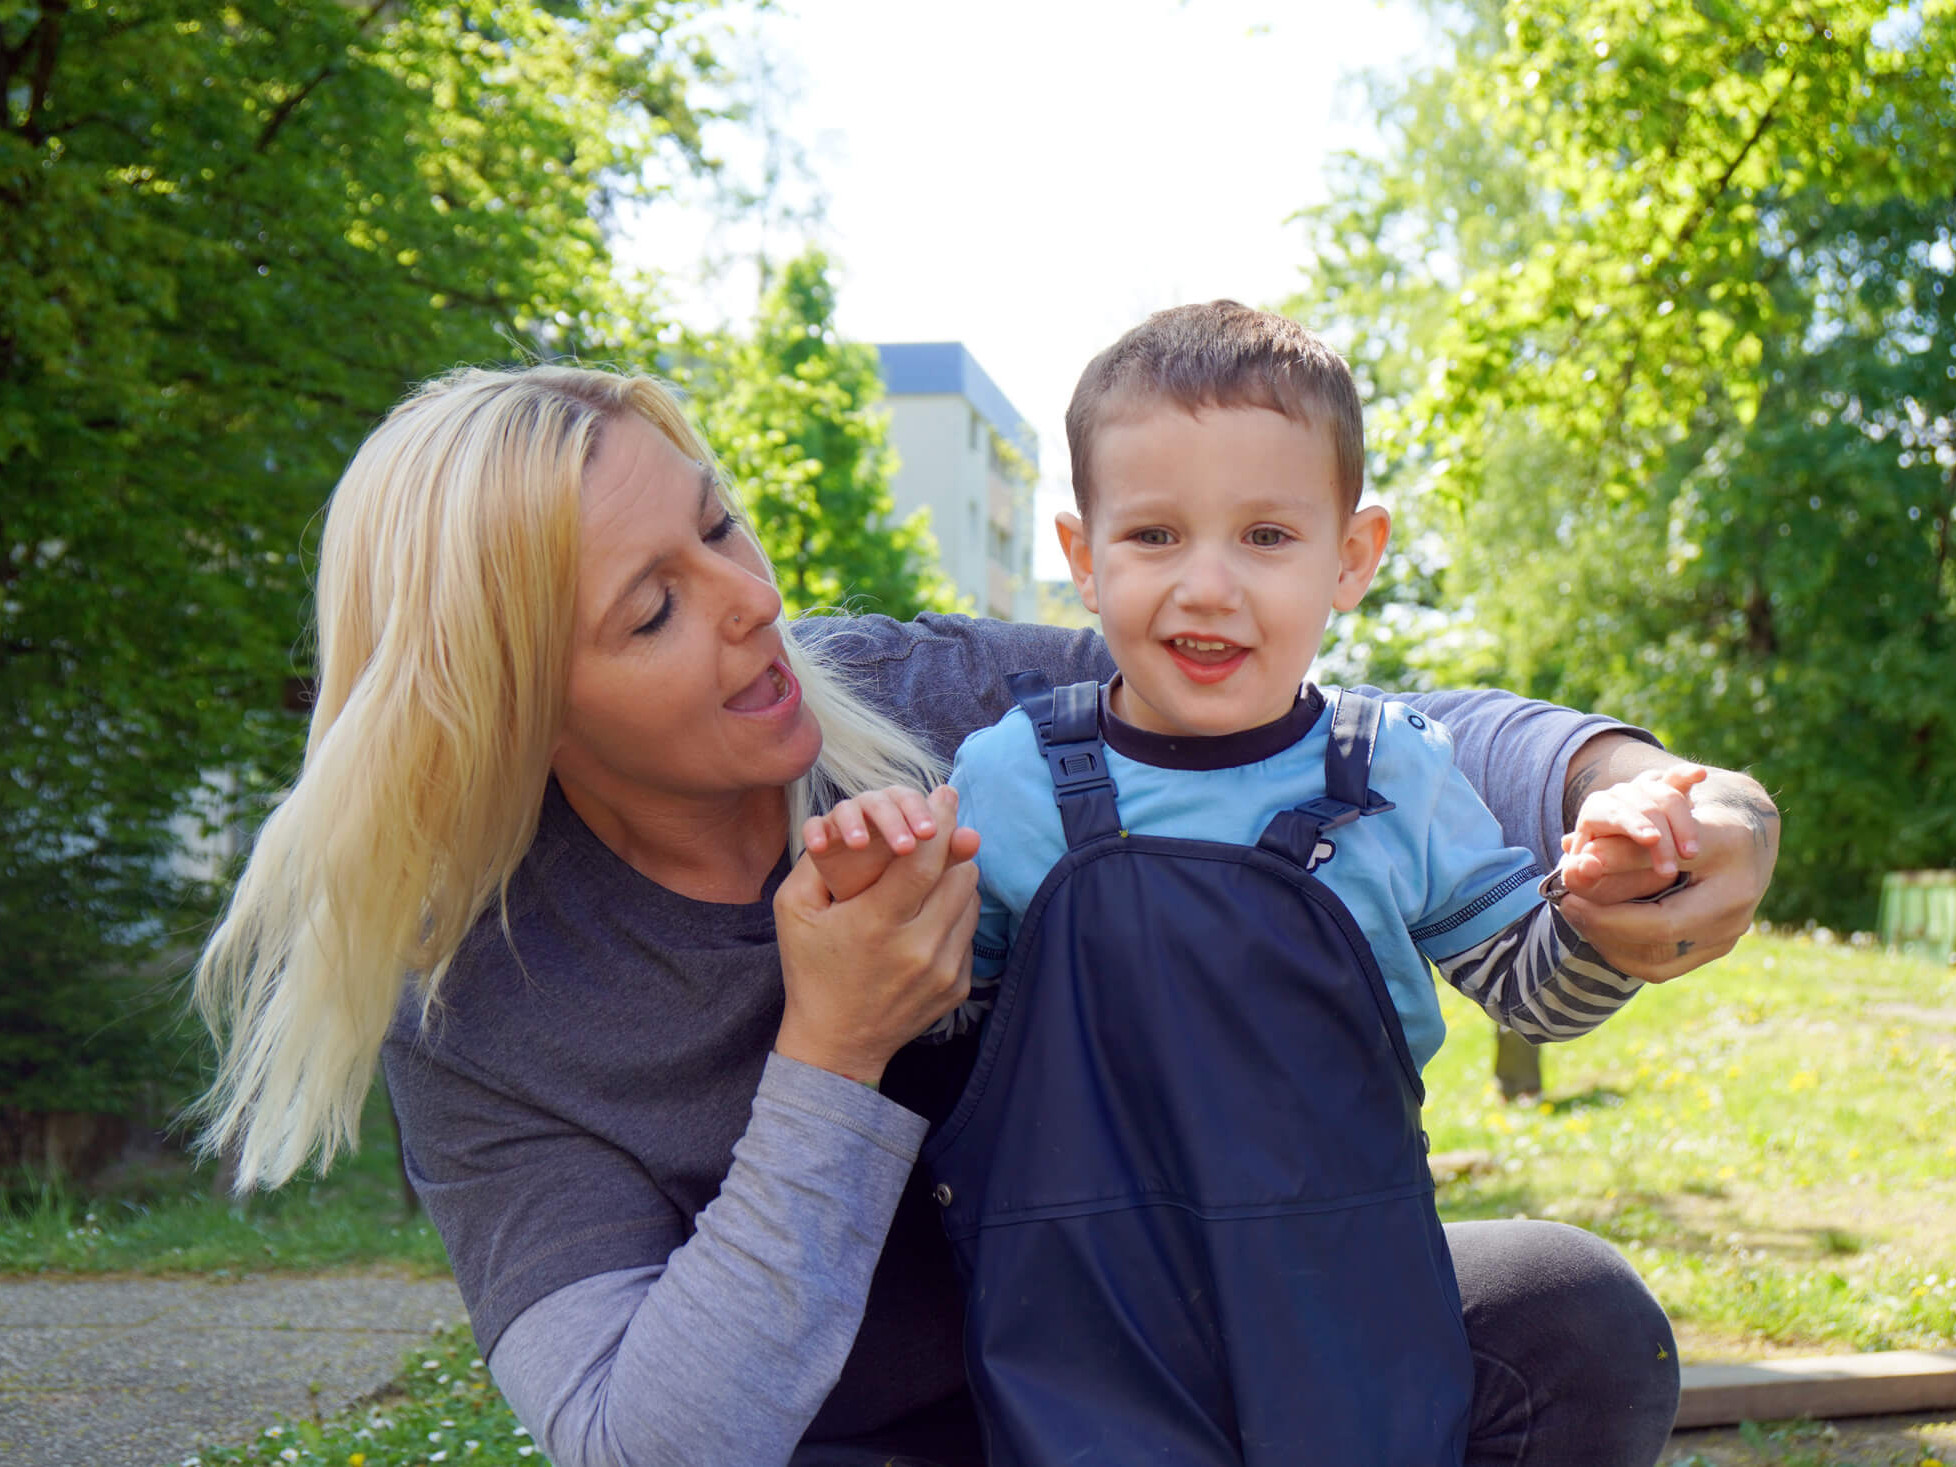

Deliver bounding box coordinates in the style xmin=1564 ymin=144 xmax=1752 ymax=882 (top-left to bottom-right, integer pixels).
xmin=718 ymin=555 xmax=782 ymax=634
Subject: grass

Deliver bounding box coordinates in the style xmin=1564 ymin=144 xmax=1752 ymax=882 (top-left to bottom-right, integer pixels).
xmin=182 ymin=1323 xmax=539 ymax=1467
xmin=0 ymin=1087 xmax=449 ymax=1279
xmin=1426 ymin=931 xmax=1956 ymax=1362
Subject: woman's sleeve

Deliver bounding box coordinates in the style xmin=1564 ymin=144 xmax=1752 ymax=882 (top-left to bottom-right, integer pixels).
xmin=1373 ymin=687 xmax=1659 ymax=871
xmin=434 ymin=1053 xmax=927 ymax=1467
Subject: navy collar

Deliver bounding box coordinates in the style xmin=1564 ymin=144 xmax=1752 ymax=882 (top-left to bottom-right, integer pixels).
xmin=1098 ymin=679 xmax=1326 ymax=771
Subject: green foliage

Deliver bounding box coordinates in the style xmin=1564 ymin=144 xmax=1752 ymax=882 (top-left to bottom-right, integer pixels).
xmin=1292 ymin=0 xmax=1956 ymax=929
xmin=0 ymin=0 xmax=740 ymax=1118
xmin=686 ymin=248 xmax=962 ymax=618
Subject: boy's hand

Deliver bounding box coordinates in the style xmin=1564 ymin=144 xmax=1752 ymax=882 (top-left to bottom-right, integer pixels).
xmin=804 ymin=784 xmax=980 ymax=902
xmin=1556 ymin=764 xmax=1708 ymax=897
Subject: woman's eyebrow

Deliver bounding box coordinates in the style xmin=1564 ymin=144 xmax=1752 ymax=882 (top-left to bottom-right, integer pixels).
xmin=603 ymin=468 xmax=718 ymax=626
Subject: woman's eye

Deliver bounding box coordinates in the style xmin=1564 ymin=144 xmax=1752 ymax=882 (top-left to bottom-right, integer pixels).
xmin=704 ymin=514 xmax=735 ymax=544
xmin=1248 ymin=527 xmax=1291 ymax=548
xmin=632 ymin=599 xmax=673 ymax=637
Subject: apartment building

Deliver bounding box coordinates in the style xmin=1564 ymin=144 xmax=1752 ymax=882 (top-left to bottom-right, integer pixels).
xmin=874 ymin=341 xmax=1038 ymax=622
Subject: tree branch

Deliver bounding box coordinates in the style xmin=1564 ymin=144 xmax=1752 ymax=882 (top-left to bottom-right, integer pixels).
xmin=252 ymin=0 xmax=390 ymax=156
xmin=22 ymin=0 xmax=69 ymax=142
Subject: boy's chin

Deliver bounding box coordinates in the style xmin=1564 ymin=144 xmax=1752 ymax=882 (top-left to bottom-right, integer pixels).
xmin=1112 ymin=680 xmax=1302 ymax=741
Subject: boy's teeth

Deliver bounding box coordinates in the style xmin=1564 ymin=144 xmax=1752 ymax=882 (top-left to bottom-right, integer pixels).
xmin=1172 ymin=638 xmax=1232 ymax=652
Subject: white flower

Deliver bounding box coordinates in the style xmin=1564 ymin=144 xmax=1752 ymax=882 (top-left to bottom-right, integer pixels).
xmin=517 ymin=1449 xmax=535 ymax=1459
xmin=422 ymin=1359 xmax=440 ymax=1370
xmin=280 ymin=1450 xmax=299 ymax=1463
xmin=428 ymin=1430 xmax=444 ymax=1443
xmin=512 ymin=1427 xmax=530 ymax=1438
xmin=431 ymin=1454 xmax=448 ymax=1463
xmin=264 ymin=1427 xmax=284 ymax=1438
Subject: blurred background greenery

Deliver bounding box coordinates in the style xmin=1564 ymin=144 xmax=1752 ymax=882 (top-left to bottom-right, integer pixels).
xmin=1 ymin=0 xmax=1950 ymax=1205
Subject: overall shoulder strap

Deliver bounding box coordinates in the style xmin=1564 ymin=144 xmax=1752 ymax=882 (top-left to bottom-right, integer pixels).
xmin=1006 ymin=671 xmax=1123 ymax=848
xmin=1256 ymin=689 xmax=1397 ymax=867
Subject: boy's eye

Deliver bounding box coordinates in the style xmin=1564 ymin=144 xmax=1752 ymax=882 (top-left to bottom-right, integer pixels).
xmin=1247 ymin=527 xmax=1291 ymax=548
xmin=1133 ymin=527 xmax=1173 ymax=546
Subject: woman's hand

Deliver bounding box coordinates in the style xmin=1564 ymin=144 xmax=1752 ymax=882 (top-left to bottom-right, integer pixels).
xmin=1557 ymin=737 xmax=1780 ymax=982
xmin=773 ymin=784 xmax=983 ymax=1087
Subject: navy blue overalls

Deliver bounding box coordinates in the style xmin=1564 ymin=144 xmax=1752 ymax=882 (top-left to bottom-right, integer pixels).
xmin=920 ymin=676 xmax=1474 ymax=1466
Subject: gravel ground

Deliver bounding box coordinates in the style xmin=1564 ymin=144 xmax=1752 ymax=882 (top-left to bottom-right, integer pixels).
xmin=0 ymin=1274 xmax=465 ymax=1467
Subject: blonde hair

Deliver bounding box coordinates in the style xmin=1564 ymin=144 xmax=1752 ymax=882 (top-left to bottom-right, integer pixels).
xmin=193 ymin=363 xmax=943 ymax=1191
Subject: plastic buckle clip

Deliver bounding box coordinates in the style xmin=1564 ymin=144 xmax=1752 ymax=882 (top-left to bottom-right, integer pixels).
xmin=1045 ymin=741 xmax=1113 ymax=800
xmin=1292 ymin=792 xmax=1394 ymax=831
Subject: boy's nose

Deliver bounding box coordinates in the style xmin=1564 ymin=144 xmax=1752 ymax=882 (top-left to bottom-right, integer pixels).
xmin=1173 ymin=547 xmax=1242 ymax=613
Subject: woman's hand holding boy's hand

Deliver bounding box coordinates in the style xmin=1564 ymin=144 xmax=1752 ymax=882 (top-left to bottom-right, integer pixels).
xmin=803 ymin=784 xmax=981 ymax=901
xmin=1554 ymin=736 xmax=1781 ymax=982
xmin=1557 ymin=765 xmax=1707 ymax=896
xmin=774 ymin=785 xmax=982 ymax=1088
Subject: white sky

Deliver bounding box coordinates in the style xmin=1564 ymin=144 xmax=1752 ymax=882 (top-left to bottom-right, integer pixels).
xmin=619 ymin=0 xmax=1430 ymax=578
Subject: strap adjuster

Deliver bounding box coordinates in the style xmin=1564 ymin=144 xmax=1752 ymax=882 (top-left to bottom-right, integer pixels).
xmin=1292 ymin=791 xmax=1397 ymax=831
xmin=1045 ymin=742 xmax=1113 ymax=799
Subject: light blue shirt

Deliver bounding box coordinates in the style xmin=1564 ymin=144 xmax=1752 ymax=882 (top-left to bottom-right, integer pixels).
xmin=949 ymin=687 xmax=1547 ymax=1072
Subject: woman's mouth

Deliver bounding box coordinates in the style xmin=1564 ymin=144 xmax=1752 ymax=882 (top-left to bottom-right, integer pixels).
xmin=724 ymin=658 xmax=798 ymax=712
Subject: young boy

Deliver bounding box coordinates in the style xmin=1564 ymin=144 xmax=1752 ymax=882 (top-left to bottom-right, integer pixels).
xmin=807 ymin=301 xmax=1698 ymax=1465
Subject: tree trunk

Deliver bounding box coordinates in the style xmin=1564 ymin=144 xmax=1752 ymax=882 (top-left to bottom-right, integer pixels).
xmin=1493 ymin=1025 xmax=1543 ymax=1102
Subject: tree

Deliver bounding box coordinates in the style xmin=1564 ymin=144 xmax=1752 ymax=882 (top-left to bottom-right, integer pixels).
xmin=0 ymin=0 xmax=743 ymax=1135
xmin=1290 ymin=0 xmax=1956 ymax=929
xmin=687 ymin=248 xmax=962 ymax=619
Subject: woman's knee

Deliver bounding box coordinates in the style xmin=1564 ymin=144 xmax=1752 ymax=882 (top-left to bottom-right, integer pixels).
xmin=1448 ymin=1219 xmax=1679 ymax=1467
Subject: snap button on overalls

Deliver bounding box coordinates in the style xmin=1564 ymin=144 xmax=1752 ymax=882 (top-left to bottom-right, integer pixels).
xmin=922 ymin=676 xmax=1473 ymax=1466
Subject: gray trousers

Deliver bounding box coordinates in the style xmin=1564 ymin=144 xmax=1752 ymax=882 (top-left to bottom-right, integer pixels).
xmin=793 ymin=1220 xmax=1681 ymax=1467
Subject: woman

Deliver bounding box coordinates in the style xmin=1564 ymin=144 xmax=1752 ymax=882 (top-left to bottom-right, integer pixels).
xmin=196 ymin=364 xmax=1778 ymax=1467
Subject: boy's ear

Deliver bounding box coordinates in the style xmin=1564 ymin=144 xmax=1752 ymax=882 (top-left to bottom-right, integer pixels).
xmin=1055 ymin=511 xmax=1098 ymax=615
xmin=1332 ymin=504 xmax=1391 ymax=613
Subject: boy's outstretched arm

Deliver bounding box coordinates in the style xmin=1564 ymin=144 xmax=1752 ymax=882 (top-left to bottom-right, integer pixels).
xmin=1555 ymin=734 xmax=1781 ymax=982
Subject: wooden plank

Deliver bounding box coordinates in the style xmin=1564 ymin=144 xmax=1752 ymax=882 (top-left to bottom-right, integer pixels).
xmin=1675 ymin=1351 xmax=1956 ymax=1429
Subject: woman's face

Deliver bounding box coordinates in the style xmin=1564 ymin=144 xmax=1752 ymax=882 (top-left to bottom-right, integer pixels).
xmin=552 ymin=413 xmax=822 ymax=814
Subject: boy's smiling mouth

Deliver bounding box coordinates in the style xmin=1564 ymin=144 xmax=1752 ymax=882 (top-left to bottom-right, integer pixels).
xmin=1163 ymin=637 xmax=1250 ymax=682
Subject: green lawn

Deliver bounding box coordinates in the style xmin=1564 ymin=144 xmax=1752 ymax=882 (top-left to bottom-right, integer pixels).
xmin=0 ymin=1088 xmax=449 ymax=1278
xmin=1424 ymin=931 xmax=1956 ymax=1362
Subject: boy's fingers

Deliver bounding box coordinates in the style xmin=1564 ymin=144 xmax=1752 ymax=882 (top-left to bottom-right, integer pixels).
xmin=802 ymin=816 xmax=832 ymax=854
xmin=856 ymin=789 xmax=917 ymax=853
xmin=1662 ymin=764 xmax=1710 ymax=795
xmin=894 ymin=787 xmax=937 ymax=840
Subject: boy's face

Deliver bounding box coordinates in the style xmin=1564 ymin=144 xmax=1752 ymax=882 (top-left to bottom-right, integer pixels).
xmin=1059 ymin=403 xmax=1389 ymax=740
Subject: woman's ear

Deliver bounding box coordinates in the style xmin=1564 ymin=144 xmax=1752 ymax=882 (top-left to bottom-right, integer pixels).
xmin=1055 ymin=511 xmax=1098 ymax=615
xmin=1332 ymin=504 xmax=1391 ymax=613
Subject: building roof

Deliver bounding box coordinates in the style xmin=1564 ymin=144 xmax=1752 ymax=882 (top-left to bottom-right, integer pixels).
xmin=873 ymin=342 xmax=1038 ymax=466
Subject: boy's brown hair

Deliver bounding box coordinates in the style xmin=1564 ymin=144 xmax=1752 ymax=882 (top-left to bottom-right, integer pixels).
xmin=1064 ymin=300 xmax=1364 ymax=519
